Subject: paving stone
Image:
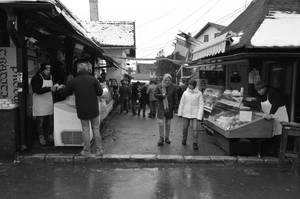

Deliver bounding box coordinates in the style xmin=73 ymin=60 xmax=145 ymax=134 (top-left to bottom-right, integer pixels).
xmin=210 ymin=156 xmax=237 ymax=164
xmin=45 ymin=154 xmax=74 ymax=163
xmin=130 ymin=154 xmax=157 ymax=162
xmin=263 ymin=157 xmax=279 ymax=165
xmin=156 ymin=155 xmax=184 ymax=163
xmin=237 ymin=156 xmax=264 ymax=165
xmin=184 ymin=156 xmax=211 ymax=163
xmin=73 ymin=155 xmax=88 ymax=163
xmin=20 ymin=154 xmax=46 ymax=163
xmin=102 ymin=154 xmax=131 ymax=162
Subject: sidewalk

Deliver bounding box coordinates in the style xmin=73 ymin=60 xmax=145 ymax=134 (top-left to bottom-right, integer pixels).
xmin=101 ymin=110 xmax=226 ymax=156
xmin=17 ymin=109 xmax=287 ymax=166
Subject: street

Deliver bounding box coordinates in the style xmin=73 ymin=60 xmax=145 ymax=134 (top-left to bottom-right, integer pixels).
xmin=0 ymin=162 xmax=299 ymax=199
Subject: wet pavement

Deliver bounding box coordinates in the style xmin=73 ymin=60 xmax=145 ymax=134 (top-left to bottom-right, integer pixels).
xmin=0 ymin=162 xmax=299 ymax=199
xmin=102 ymin=109 xmax=226 ymax=156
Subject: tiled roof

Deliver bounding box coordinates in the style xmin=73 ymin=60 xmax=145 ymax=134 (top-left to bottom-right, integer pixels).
xmin=194 ymin=22 xmax=226 ymax=39
xmin=82 ymin=21 xmax=135 ymax=47
xmin=222 ymin=0 xmax=300 ymax=50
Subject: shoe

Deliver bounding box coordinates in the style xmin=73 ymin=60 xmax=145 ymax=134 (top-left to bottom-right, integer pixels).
xmin=157 ymin=137 xmax=164 ymax=146
xmin=193 ymin=143 xmax=198 ymax=150
xmin=80 ymin=150 xmax=94 ymax=157
xmin=143 ymin=114 xmax=146 ymax=118
xmin=165 ymin=138 xmax=171 ymax=144
xmin=39 ymin=135 xmax=46 ymax=146
xmin=182 ymin=140 xmax=187 ymax=146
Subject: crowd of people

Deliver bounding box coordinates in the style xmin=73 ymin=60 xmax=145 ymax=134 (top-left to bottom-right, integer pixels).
xmin=111 ymin=73 xmax=205 ymax=150
xmin=31 ymin=59 xmax=206 ymax=157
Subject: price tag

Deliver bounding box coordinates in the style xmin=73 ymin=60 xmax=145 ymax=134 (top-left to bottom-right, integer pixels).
xmin=239 ymin=111 xmax=252 ymax=122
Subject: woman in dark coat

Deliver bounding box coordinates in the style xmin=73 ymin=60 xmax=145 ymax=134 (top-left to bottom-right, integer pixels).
xmin=154 ymin=73 xmax=178 ymax=146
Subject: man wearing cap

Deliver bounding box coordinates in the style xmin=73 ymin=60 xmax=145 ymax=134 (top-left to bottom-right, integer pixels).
xmin=254 ymin=80 xmax=289 ymax=135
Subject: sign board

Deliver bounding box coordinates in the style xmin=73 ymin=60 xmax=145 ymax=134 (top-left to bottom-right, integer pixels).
xmin=0 ymin=47 xmax=18 ymax=103
xmin=239 ymin=111 xmax=252 ymax=122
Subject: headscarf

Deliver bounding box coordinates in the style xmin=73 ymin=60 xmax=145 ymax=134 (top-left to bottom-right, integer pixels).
xmin=162 ymin=73 xmax=172 ymax=111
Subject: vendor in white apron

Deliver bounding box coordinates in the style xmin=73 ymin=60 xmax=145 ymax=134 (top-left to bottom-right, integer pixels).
xmin=31 ymin=63 xmax=55 ymax=146
xmin=255 ymin=80 xmax=289 ymax=136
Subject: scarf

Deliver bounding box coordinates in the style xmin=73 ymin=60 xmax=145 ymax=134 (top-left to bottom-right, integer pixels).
xmin=162 ymin=74 xmax=172 ymax=111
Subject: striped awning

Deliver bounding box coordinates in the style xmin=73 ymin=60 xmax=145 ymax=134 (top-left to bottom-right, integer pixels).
xmin=192 ymin=32 xmax=233 ymax=61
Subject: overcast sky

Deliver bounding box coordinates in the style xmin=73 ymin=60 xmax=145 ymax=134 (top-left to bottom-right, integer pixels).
xmin=60 ymin=0 xmax=253 ymax=58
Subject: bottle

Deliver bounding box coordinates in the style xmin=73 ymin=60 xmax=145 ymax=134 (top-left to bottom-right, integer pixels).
xmin=240 ymin=87 xmax=244 ymax=97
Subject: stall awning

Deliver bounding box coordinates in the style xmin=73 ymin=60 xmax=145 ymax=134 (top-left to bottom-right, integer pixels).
xmin=192 ymin=32 xmax=234 ymax=61
xmin=0 ymin=0 xmax=119 ymax=68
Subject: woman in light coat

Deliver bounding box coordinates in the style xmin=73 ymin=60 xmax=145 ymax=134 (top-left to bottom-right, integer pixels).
xmin=177 ymin=80 xmax=204 ymax=150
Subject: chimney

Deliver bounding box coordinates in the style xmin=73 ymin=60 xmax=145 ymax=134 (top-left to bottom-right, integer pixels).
xmin=89 ymin=0 xmax=99 ymax=21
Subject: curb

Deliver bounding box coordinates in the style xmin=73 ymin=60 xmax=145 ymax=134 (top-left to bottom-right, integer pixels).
xmin=17 ymin=153 xmax=280 ymax=166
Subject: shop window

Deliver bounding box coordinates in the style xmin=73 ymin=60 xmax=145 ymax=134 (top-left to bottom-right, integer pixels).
xmin=204 ymin=35 xmax=209 ymax=42
xmin=0 ymin=9 xmax=9 ymax=47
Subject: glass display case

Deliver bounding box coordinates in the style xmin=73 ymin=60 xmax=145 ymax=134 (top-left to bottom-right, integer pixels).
xmin=204 ymin=95 xmax=273 ymax=139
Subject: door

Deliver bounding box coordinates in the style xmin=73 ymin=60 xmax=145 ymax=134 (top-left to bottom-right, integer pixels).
xmin=264 ymin=61 xmax=294 ymax=119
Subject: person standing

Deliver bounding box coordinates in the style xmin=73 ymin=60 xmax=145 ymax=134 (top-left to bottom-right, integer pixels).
xmin=177 ymin=80 xmax=204 ymax=150
xmin=147 ymin=80 xmax=158 ymax=118
xmin=119 ymin=80 xmax=130 ymax=113
xmin=154 ymin=74 xmax=178 ymax=146
xmin=31 ymin=63 xmax=56 ymax=146
xmin=131 ymin=82 xmax=140 ymax=115
xmin=138 ymin=83 xmax=148 ymax=117
xmin=59 ymin=59 xmax=104 ymax=157
xmin=254 ymin=80 xmax=289 ymax=155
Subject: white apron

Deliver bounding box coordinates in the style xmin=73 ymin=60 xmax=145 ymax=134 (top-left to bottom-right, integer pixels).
xmin=32 ymin=75 xmax=53 ymax=116
xmin=261 ymin=97 xmax=289 ymax=136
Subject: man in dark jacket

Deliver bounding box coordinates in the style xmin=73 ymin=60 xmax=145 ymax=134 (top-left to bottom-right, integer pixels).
xmin=59 ymin=59 xmax=103 ymax=157
xmin=119 ymin=80 xmax=131 ymax=113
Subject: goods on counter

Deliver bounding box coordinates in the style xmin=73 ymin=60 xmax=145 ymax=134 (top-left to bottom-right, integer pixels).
xmin=209 ymin=113 xmax=248 ymax=130
xmin=0 ymin=99 xmax=17 ymax=109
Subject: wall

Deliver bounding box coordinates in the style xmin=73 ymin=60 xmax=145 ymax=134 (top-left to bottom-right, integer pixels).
xmin=195 ymin=26 xmax=222 ymax=43
xmin=105 ymin=49 xmax=127 ymax=83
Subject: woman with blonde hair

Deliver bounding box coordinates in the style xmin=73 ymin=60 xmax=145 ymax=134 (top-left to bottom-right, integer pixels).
xmin=177 ymin=79 xmax=204 ymax=150
xmin=154 ymin=74 xmax=178 ymax=146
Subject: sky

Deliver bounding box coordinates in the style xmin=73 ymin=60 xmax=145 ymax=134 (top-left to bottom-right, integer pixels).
xmin=60 ymin=0 xmax=254 ymax=59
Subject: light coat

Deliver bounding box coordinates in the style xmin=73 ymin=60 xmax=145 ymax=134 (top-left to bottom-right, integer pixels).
xmin=177 ymin=88 xmax=204 ymax=120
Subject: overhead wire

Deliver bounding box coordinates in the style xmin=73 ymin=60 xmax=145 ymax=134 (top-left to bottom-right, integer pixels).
xmin=183 ymin=0 xmax=221 ymax=33
xmin=215 ymin=6 xmax=245 ymax=24
xmin=136 ymin=0 xmax=196 ymax=29
xmin=137 ymin=0 xmax=211 ymax=47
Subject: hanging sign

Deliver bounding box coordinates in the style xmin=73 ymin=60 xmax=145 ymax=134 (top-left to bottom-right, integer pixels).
xmin=0 ymin=48 xmax=18 ymax=103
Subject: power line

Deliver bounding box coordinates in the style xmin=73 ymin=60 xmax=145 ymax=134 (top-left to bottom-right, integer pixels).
xmin=138 ymin=0 xmax=211 ymax=48
xmin=136 ymin=0 xmax=196 ymax=29
xmin=184 ymin=0 xmax=221 ymax=33
xmin=214 ymin=5 xmax=245 ymax=24
xmin=137 ymin=39 xmax=175 ymax=50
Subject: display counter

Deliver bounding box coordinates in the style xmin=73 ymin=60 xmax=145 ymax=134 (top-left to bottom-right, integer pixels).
xmin=203 ymin=94 xmax=273 ymax=155
xmin=54 ymin=89 xmax=114 ymax=147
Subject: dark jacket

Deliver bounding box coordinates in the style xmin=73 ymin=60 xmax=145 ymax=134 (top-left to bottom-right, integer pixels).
xmin=119 ymin=85 xmax=131 ymax=100
xmin=60 ymin=70 xmax=103 ymax=119
xmin=138 ymin=85 xmax=148 ymax=105
xmin=154 ymin=83 xmax=178 ymax=119
xmin=31 ymin=72 xmax=52 ymax=94
xmin=256 ymin=87 xmax=287 ymax=114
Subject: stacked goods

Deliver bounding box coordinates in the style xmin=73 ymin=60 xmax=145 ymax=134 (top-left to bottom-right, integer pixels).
xmin=0 ymin=99 xmax=17 ymax=110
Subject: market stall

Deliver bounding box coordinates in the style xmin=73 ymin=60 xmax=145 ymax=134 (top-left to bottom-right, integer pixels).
xmin=54 ymin=83 xmax=114 ymax=146
xmin=203 ymin=88 xmax=273 ymax=155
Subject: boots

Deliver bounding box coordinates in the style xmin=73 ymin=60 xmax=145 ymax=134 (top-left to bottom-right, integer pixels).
xmin=157 ymin=137 xmax=164 ymax=146
xmin=193 ymin=143 xmax=199 ymax=150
